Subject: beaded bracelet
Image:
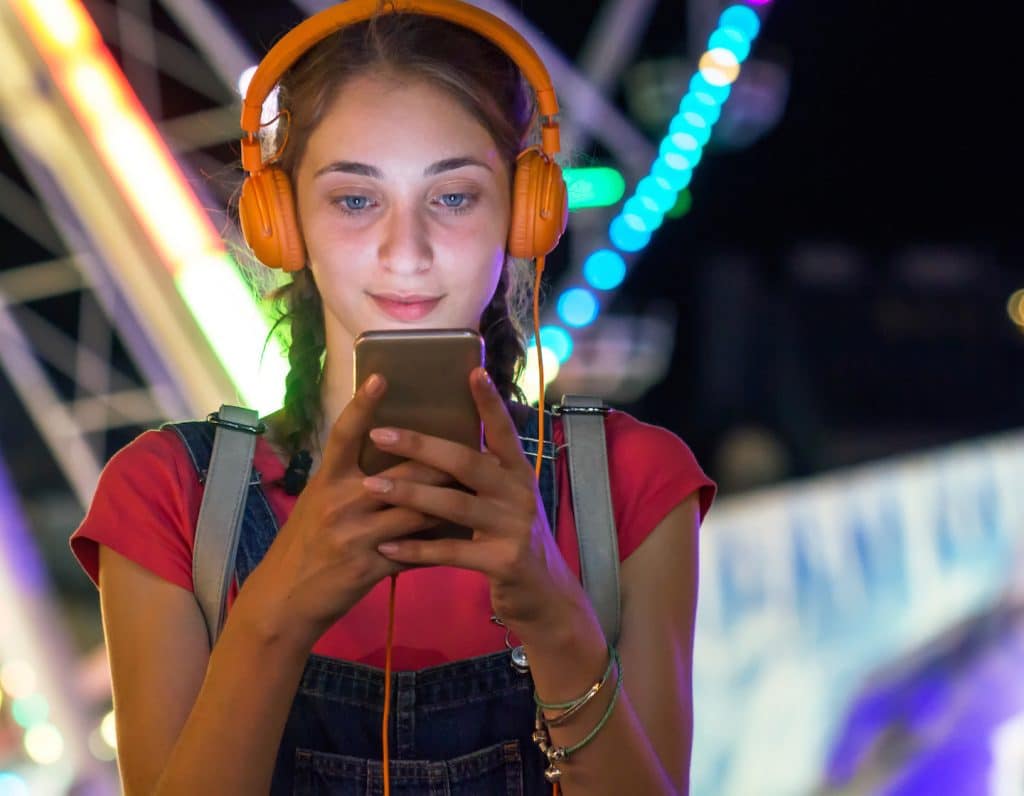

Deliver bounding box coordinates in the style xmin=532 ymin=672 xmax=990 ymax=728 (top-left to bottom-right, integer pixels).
xmin=532 ymin=648 xmax=623 ymax=783
xmin=533 ymin=645 xmax=618 ymax=726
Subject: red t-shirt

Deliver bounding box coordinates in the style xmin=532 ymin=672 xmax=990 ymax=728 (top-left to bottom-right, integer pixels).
xmin=71 ymin=410 xmax=715 ymax=670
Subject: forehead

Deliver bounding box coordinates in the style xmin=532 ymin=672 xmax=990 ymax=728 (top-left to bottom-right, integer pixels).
xmin=301 ymin=73 xmax=506 ymax=174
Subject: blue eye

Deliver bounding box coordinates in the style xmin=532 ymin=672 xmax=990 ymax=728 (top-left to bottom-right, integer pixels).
xmin=339 ymin=196 xmax=369 ymax=211
xmin=437 ymin=192 xmax=478 ymax=213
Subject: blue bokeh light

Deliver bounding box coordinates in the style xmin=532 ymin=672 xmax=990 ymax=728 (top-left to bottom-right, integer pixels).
xmin=530 ymin=325 xmax=574 ymax=363
xmin=583 ymin=249 xmax=628 ymax=291
xmin=680 ymin=93 xmax=722 ymax=125
xmin=709 ymin=27 xmax=752 ymax=61
xmin=669 ymin=114 xmax=713 ymax=146
xmin=0 ymin=774 xmax=29 ymax=796
xmin=622 ymin=196 xmax=663 ymax=232
xmin=719 ymin=5 xmax=761 ymax=40
xmin=557 ymin=288 xmax=600 ymax=328
xmin=689 ymin=73 xmax=731 ymax=104
xmin=651 ymin=157 xmax=693 ymax=192
xmin=635 ymin=175 xmax=677 ymax=213
xmin=609 ymin=215 xmax=652 ymax=252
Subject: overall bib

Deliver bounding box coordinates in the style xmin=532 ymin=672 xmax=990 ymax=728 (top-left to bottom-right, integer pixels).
xmin=169 ymin=404 xmax=558 ymax=795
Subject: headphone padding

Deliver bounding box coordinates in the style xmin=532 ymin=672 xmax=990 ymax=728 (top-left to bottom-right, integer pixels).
xmin=508 ymin=150 xmax=568 ymax=260
xmin=239 ymin=168 xmax=306 ymax=271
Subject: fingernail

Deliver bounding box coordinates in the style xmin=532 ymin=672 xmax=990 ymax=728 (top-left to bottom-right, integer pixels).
xmin=363 ymin=476 xmax=393 ymax=493
xmin=378 ymin=542 xmax=400 ymax=554
xmin=476 ymin=368 xmax=493 ymax=388
xmin=365 ymin=374 xmax=385 ymax=396
xmin=370 ymin=427 xmax=399 ymax=445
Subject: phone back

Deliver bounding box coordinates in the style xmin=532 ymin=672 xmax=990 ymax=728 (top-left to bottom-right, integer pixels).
xmin=354 ymin=329 xmax=483 ymax=477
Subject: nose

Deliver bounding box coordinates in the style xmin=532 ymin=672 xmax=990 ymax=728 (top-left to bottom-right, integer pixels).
xmin=378 ymin=202 xmax=432 ymax=275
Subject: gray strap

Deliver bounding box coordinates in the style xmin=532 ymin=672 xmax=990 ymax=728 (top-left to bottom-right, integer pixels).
xmin=560 ymin=394 xmax=621 ymax=646
xmin=193 ymin=405 xmax=262 ymax=649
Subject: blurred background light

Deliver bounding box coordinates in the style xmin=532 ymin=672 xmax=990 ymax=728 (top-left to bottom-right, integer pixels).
xmin=11 ymin=693 xmax=49 ymax=729
xmin=517 ymin=345 xmax=560 ymax=405
xmin=564 ymin=166 xmax=626 ymax=210
xmin=0 ymin=661 xmax=36 ymax=699
xmin=0 ymin=773 xmax=29 ymax=796
xmin=699 ymin=48 xmax=742 ymax=86
xmin=709 ymin=27 xmax=752 ymax=61
xmin=583 ymin=250 xmax=628 ymax=292
xmin=1006 ymin=288 xmax=1024 ymax=327
xmin=237 ymin=64 xmax=257 ymax=97
xmin=22 ymin=723 xmax=64 ymax=765
xmin=609 ymin=215 xmax=653 ymax=252
xmin=557 ymin=288 xmax=600 ymax=328
xmin=530 ymin=325 xmax=574 ymax=364
xmin=719 ymin=4 xmax=762 ymax=39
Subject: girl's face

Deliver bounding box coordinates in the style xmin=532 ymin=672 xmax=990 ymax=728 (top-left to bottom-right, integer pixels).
xmin=294 ymin=73 xmax=513 ymax=348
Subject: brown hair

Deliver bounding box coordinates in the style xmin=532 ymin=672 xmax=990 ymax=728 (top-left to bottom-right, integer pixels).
xmin=264 ymin=10 xmax=539 ymax=473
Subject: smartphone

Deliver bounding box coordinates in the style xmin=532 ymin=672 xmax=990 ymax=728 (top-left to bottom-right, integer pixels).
xmin=353 ymin=328 xmax=484 ymax=541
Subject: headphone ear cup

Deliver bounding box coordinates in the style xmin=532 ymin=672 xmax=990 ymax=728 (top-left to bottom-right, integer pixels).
xmin=508 ymin=150 xmax=568 ymax=260
xmin=239 ymin=167 xmax=306 ymax=271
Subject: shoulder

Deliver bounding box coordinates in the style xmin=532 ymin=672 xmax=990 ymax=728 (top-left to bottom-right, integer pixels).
xmin=603 ymin=409 xmax=695 ymax=458
xmin=554 ymin=408 xmax=716 ymax=561
xmin=102 ymin=427 xmax=200 ymax=486
xmin=603 ymin=409 xmax=715 ymax=519
xmin=71 ymin=428 xmax=204 ymax=589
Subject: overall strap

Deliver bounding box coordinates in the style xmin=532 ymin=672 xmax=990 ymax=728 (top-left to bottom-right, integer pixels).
xmin=559 ymin=394 xmax=621 ymax=646
xmin=188 ymin=405 xmax=264 ymax=648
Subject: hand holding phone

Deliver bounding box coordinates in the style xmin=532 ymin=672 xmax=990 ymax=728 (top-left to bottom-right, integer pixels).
xmin=353 ymin=328 xmax=484 ymax=540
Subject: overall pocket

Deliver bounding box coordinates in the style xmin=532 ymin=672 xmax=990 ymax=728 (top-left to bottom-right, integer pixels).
xmin=293 ymin=739 xmax=524 ymax=796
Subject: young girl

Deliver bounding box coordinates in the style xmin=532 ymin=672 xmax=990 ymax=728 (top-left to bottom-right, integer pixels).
xmin=70 ymin=2 xmax=716 ymax=794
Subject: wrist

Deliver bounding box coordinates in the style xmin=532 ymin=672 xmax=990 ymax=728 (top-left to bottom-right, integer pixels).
xmin=229 ymin=572 xmax=320 ymax=656
xmin=515 ymin=582 xmax=604 ymax=656
xmin=517 ymin=594 xmax=608 ymax=702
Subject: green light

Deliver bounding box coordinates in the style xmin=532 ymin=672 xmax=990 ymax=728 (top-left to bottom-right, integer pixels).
xmin=563 ymin=167 xmax=626 ymax=210
xmin=176 ymin=253 xmax=288 ymax=415
xmin=666 ymin=189 xmax=693 ymax=219
xmin=11 ymin=694 xmax=48 ymax=729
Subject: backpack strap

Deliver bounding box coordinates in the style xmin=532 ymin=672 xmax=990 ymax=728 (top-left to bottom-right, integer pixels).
xmin=558 ymin=394 xmax=621 ymax=646
xmin=193 ymin=404 xmax=264 ymax=648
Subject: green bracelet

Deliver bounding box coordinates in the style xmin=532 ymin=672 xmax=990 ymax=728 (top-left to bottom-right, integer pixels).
xmin=532 ymin=649 xmax=623 ymax=783
xmin=533 ymin=644 xmax=618 ymax=712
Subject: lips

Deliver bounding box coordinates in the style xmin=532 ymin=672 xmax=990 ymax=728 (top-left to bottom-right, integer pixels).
xmin=368 ymin=293 xmax=444 ymax=322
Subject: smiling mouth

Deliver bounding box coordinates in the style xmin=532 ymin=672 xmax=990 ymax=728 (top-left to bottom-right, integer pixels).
xmin=368 ymin=293 xmax=444 ymax=322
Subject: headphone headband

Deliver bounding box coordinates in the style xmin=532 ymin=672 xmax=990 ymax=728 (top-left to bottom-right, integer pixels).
xmin=240 ymin=0 xmax=561 ymax=173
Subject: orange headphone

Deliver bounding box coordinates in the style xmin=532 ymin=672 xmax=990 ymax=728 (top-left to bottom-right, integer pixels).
xmin=238 ymin=0 xmax=569 ymax=272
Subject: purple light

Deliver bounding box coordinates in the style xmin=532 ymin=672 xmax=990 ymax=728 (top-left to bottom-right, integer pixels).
xmin=0 ymin=450 xmax=48 ymax=594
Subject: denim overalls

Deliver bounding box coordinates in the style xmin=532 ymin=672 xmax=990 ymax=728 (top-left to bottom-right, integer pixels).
xmin=168 ymin=403 xmax=558 ymax=795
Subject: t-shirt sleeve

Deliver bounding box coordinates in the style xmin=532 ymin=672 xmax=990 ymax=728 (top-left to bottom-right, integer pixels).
xmin=70 ymin=429 xmax=200 ymax=592
xmin=604 ymin=410 xmax=716 ymax=560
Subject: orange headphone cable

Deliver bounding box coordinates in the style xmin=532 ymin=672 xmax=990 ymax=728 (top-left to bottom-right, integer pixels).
xmin=533 ymin=256 xmax=546 ymax=481
xmin=382 ymin=255 xmax=550 ymax=796
xmin=530 ymin=258 xmax=559 ymax=796
xmin=382 ymin=572 xmax=398 ymax=796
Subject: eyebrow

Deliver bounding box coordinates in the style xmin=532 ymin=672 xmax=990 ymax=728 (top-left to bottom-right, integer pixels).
xmin=314 ymin=156 xmax=493 ymax=180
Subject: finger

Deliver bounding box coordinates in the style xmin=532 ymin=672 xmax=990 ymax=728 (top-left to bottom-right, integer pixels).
xmin=379 ymin=459 xmax=455 ymax=488
xmin=321 ymin=374 xmax=386 ymax=476
xmin=360 ymin=504 xmax=440 ymax=540
xmin=329 ymin=462 xmax=453 ymax=517
xmin=470 ymin=368 xmax=530 ymax=469
xmin=376 ymin=536 xmax=498 ymax=574
xmin=367 ymin=428 xmax=501 ymax=494
xmin=362 ymin=477 xmax=485 ymax=531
